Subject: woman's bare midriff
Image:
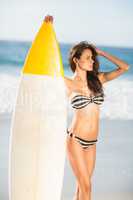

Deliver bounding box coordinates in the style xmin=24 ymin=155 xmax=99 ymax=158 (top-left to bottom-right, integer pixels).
xmin=68 ymin=103 xmax=100 ymax=140
xmin=66 ymin=77 xmax=102 ymax=140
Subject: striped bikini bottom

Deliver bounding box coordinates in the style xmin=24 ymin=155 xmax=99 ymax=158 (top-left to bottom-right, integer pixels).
xmin=67 ymin=129 xmax=98 ymax=149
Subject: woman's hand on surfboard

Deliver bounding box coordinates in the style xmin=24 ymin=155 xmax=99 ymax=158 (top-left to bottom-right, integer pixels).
xmin=44 ymin=15 xmax=54 ymax=23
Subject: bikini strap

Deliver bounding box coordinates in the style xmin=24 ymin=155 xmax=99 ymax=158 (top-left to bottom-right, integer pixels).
xmin=67 ymin=129 xmax=77 ymax=138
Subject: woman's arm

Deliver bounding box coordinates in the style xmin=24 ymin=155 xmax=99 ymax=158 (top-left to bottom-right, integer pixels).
xmin=96 ymin=48 xmax=130 ymax=83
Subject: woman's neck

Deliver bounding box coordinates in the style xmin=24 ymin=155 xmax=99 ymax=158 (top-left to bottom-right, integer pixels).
xmin=73 ymin=69 xmax=87 ymax=83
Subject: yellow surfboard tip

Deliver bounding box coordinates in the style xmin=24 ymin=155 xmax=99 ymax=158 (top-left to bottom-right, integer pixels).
xmin=22 ymin=20 xmax=64 ymax=77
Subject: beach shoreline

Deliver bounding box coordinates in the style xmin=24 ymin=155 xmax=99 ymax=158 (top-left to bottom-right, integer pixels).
xmin=0 ymin=113 xmax=132 ymax=200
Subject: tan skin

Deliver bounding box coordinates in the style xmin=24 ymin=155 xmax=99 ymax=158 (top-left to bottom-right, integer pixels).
xmin=44 ymin=15 xmax=129 ymax=200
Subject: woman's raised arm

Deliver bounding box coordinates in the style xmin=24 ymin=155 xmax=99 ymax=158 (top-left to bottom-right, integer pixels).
xmin=96 ymin=48 xmax=130 ymax=83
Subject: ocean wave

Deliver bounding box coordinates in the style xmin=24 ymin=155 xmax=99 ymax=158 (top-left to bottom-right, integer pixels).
xmin=100 ymin=79 xmax=133 ymax=119
xmin=0 ymin=73 xmax=133 ymax=120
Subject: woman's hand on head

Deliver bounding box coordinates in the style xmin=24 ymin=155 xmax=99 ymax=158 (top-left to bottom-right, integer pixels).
xmin=91 ymin=43 xmax=105 ymax=56
xmin=44 ymin=15 xmax=54 ymax=23
xmin=95 ymin=48 xmax=105 ymax=56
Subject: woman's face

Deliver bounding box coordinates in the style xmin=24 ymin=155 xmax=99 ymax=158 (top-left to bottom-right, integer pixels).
xmin=76 ymin=49 xmax=94 ymax=71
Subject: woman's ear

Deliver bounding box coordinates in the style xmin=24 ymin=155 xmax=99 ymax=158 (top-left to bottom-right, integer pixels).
xmin=73 ymin=57 xmax=78 ymax=64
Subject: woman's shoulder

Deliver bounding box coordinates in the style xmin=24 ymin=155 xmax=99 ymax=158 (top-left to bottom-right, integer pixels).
xmin=64 ymin=76 xmax=74 ymax=85
xmin=63 ymin=76 xmax=75 ymax=98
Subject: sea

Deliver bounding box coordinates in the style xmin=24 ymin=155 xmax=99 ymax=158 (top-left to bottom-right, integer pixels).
xmin=0 ymin=40 xmax=133 ymax=119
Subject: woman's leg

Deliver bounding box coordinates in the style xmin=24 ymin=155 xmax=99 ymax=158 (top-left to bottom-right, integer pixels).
xmin=66 ymin=136 xmax=96 ymax=200
xmin=74 ymin=144 xmax=96 ymax=199
xmin=80 ymin=144 xmax=96 ymax=199
xmin=73 ymin=182 xmax=79 ymax=200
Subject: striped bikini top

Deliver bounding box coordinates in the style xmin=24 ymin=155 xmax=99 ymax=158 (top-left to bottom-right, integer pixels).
xmin=70 ymin=93 xmax=104 ymax=109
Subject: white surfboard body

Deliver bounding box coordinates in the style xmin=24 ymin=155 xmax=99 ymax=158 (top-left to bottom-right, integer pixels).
xmin=9 ymin=20 xmax=68 ymax=200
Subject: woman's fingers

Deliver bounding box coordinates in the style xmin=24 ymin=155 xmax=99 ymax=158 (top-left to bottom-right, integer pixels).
xmin=44 ymin=15 xmax=54 ymax=23
xmin=90 ymin=43 xmax=104 ymax=55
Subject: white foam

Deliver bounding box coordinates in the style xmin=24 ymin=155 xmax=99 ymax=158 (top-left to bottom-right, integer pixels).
xmin=100 ymin=79 xmax=133 ymax=120
xmin=0 ymin=73 xmax=133 ymax=119
xmin=0 ymin=73 xmax=20 ymax=114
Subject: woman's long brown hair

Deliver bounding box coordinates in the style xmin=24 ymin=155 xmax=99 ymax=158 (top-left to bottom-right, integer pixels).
xmin=68 ymin=41 xmax=104 ymax=96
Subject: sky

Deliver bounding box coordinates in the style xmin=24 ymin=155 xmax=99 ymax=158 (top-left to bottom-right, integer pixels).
xmin=1 ymin=0 xmax=133 ymax=47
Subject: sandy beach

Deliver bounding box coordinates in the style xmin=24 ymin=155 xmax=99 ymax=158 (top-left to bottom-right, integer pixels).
xmin=0 ymin=113 xmax=133 ymax=200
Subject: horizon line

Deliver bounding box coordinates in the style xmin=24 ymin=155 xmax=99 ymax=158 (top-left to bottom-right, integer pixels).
xmin=0 ymin=39 xmax=133 ymax=49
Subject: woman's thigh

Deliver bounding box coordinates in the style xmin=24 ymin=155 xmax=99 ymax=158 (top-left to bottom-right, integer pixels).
xmin=84 ymin=144 xmax=97 ymax=177
xmin=66 ymin=136 xmax=93 ymax=186
xmin=66 ymin=136 xmax=97 ymax=176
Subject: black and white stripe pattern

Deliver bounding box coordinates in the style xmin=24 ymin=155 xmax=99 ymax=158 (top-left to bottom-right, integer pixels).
xmin=67 ymin=129 xmax=98 ymax=149
xmin=71 ymin=93 xmax=104 ymax=109
xmin=75 ymin=137 xmax=97 ymax=149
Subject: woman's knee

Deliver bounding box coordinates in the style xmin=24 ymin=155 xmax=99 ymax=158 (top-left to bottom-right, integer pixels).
xmin=79 ymin=177 xmax=92 ymax=193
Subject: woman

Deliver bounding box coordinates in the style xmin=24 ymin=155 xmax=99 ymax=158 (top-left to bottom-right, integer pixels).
xmin=44 ymin=15 xmax=129 ymax=200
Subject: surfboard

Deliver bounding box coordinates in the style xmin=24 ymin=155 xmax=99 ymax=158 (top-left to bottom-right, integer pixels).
xmin=8 ymin=20 xmax=68 ymax=200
